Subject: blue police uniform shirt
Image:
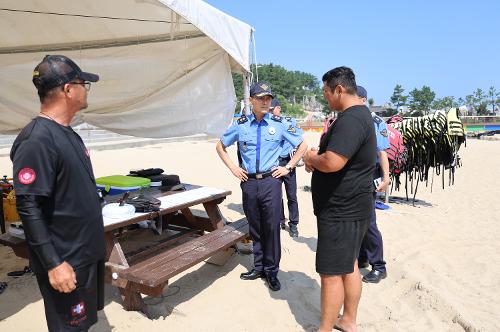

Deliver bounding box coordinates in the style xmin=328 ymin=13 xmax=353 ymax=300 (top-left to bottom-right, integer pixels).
xmin=279 ymin=116 xmax=302 ymax=158
xmin=221 ymin=112 xmax=303 ymax=173
xmin=372 ymin=112 xmax=390 ymax=164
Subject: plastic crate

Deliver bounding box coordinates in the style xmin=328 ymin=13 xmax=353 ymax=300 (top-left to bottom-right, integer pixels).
xmin=96 ymin=175 xmax=150 ymax=195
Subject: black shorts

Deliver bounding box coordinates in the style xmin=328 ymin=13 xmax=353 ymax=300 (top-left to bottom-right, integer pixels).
xmin=316 ymin=217 xmax=370 ymax=275
xmin=35 ymin=260 xmax=104 ymax=332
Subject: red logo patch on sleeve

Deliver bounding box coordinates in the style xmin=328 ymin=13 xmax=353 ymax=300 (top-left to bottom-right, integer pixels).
xmin=18 ymin=168 xmax=36 ymax=184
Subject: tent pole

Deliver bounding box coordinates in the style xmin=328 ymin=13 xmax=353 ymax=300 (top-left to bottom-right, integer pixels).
xmin=243 ymin=73 xmax=251 ymax=115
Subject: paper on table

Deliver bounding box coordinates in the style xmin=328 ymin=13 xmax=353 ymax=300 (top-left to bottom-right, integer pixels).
xmin=158 ymin=187 xmax=226 ymax=209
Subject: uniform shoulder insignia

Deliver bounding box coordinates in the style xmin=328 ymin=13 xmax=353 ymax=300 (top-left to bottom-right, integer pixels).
xmin=285 ymin=116 xmax=292 ymax=121
xmin=271 ymin=115 xmax=282 ymax=122
xmin=380 ymin=129 xmax=388 ymax=137
xmin=372 ymin=114 xmax=383 ymax=124
xmin=287 ymin=124 xmax=296 ymax=134
xmin=237 ymin=115 xmax=248 ymax=124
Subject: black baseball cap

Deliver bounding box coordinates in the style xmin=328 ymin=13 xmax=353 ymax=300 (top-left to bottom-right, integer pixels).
xmin=250 ymin=81 xmax=273 ymax=98
xmin=270 ymin=98 xmax=281 ymax=108
xmin=32 ymin=55 xmax=99 ymax=91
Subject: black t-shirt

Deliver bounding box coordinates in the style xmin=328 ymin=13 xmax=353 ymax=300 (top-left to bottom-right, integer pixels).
xmin=11 ymin=117 xmax=105 ymax=272
xmin=311 ymin=105 xmax=376 ymax=220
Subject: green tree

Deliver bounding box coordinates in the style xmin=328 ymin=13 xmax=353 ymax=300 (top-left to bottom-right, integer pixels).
xmin=390 ymin=84 xmax=408 ymax=112
xmin=487 ymin=86 xmax=499 ymax=114
xmin=368 ymin=98 xmax=375 ymax=108
xmin=408 ymin=86 xmax=436 ymax=115
xmin=232 ymin=73 xmax=244 ymax=110
xmin=472 ymin=88 xmax=489 ymax=115
xmin=432 ymin=98 xmax=443 ymax=110
xmin=465 ymin=94 xmax=475 ymax=115
xmin=274 ymin=94 xmax=307 ymax=118
xmin=232 ymin=63 xmax=323 ymax=116
xmin=255 ymin=63 xmax=319 ymax=104
xmin=433 ymin=96 xmax=456 ymax=110
xmin=457 ymin=97 xmax=465 ymax=107
xmin=314 ymin=86 xmax=330 ymax=115
xmin=442 ymin=96 xmax=456 ymax=109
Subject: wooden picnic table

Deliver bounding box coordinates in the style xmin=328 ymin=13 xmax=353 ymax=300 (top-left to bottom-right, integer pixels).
xmin=0 ymin=184 xmax=249 ymax=314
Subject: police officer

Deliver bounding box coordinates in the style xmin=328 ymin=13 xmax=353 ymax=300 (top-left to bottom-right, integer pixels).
xmin=356 ymin=85 xmax=390 ymax=283
xmin=216 ymin=82 xmax=307 ymax=291
xmin=269 ymin=99 xmax=301 ymax=238
xmin=11 ymin=55 xmax=105 ymax=331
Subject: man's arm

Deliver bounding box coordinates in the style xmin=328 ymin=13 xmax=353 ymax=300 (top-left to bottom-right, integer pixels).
xmin=376 ymin=150 xmax=390 ymax=192
xmin=17 ymin=195 xmax=76 ymax=293
xmin=288 ymin=141 xmax=308 ymax=168
xmin=215 ymin=140 xmax=248 ymax=181
xmin=271 ymin=140 xmax=308 ymax=178
xmin=303 ymin=149 xmax=348 ymax=173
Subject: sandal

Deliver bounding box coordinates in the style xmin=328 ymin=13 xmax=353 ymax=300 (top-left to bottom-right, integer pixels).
xmin=7 ymin=266 xmax=32 ymax=277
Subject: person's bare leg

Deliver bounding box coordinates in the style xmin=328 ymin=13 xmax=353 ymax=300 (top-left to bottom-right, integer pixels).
xmin=337 ymin=260 xmax=362 ymax=332
xmin=318 ymin=274 xmax=344 ymax=332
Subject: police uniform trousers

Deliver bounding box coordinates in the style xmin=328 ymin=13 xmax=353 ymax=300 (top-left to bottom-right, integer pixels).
xmin=278 ymin=157 xmax=299 ymax=226
xmin=358 ymin=202 xmax=386 ymax=272
xmin=35 ymin=260 xmax=105 ymax=332
xmin=241 ymin=175 xmax=282 ymax=277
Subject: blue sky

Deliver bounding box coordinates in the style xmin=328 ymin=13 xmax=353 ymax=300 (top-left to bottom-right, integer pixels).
xmin=205 ymin=0 xmax=500 ymax=105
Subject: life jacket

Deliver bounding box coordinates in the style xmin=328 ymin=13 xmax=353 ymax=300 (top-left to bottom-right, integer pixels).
xmin=389 ymin=110 xmax=466 ymax=201
xmin=385 ymin=124 xmax=406 ymax=174
xmin=447 ymin=107 xmax=465 ymax=137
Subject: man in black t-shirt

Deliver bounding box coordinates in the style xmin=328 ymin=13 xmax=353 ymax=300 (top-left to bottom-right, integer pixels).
xmin=303 ymin=67 xmax=376 ymax=332
xmin=11 ymin=55 xmax=104 ymax=332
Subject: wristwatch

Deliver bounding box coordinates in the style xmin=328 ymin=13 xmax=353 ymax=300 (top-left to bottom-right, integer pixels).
xmin=285 ymin=164 xmax=292 ymax=171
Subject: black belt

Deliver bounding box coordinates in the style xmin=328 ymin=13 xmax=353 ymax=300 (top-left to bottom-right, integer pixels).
xmin=247 ymin=171 xmax=273 ymax=179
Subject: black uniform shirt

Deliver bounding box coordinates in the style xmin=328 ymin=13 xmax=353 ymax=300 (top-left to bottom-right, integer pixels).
xmin=311 ymin=105 xmax=376 ymax=220
xmin=10 ymin=117 xmax=105 ymax=272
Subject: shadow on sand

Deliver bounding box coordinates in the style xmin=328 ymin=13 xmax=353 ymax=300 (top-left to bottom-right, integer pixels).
xmin=136 ymin=252 xmax=251 ymax=320
xmin=226 ymin=202 xmax=245 ymax=215
xmin=292 ymin=234 xmax=317 ymax=253
xmin=388 ymin=195 xmax=433 ymax=207
xmin=270 ymin=270 xmax=321 ymax=332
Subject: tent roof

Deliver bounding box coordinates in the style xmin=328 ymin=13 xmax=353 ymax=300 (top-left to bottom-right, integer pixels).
xmin=0 ymin=0 xmax=252 ymax=72
xmin=0 ymin=0 xmax=254 ymax=137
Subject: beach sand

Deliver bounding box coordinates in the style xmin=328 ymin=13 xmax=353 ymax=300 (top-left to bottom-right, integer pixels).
xmin=0 ymin=132 xmax=499 ymax=331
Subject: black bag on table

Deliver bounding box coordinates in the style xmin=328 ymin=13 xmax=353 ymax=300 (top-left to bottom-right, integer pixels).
xmin=129 ymin=168 xmax=164 ymax=177
xmin=121 ymin=194 xmax=161 ymax=213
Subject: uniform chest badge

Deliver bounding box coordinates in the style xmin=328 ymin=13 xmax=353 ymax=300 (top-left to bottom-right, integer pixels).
xmin=268 ymin=127 xmax=276 ymax=135
xmin=18 ymin=167 xmax=36 ymax=185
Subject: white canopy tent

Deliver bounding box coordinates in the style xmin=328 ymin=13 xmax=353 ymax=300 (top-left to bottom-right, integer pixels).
xmin=0 ymin=0 xmax=253 ymax=137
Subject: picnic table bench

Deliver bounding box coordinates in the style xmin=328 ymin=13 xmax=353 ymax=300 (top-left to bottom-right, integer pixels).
xmin=0 ymin=184 xmax=249 ymax=313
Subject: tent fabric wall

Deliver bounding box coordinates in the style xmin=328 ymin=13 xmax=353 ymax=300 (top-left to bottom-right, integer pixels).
xmin=0 ymin=0 xmax=252 ymax=137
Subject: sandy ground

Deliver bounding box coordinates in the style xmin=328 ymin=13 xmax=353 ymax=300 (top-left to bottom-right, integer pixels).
xmin=0 ymin=132 xmax=499 ymax=331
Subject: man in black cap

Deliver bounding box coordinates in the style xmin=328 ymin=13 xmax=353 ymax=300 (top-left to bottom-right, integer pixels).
xmin=11 ymin=55 xmax=105 ymax=331
xmin=269 ymin=99 xmax=302 ymax=237
xmin=356 ymin=85 xmax=390 ymax=283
